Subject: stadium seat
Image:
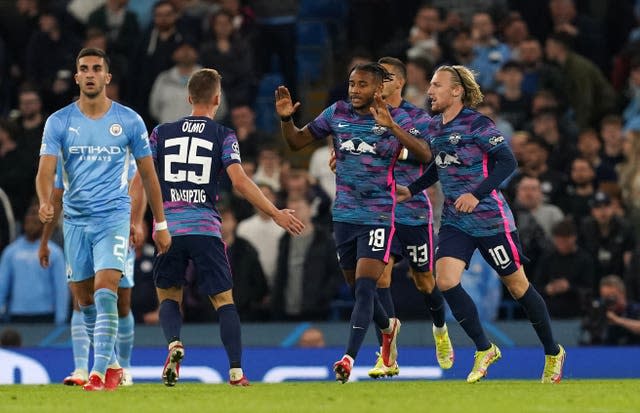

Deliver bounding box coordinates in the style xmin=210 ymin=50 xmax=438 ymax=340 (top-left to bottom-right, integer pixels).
xmin=298 ymin=0 xmax=349 ymax=21
xmin=254 ymin=73 xmax=285 ymax=135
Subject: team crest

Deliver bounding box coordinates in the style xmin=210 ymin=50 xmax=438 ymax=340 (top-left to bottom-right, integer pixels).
xmin=449 ymin=133 xmax=461 ymax=145
xmin=231 ymin=141 xmax=241 ymax=161
xmin=371 ymin=124 xmax=387 ymax=135
xmin=409 ymin=127 xmax=420 ymax=136
xmin=110 ymin=123 xmax=123 ymax=136
xmin=489 ymin=135 xmax=504 ymax=146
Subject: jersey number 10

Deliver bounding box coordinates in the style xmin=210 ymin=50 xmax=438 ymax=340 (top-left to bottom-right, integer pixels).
xmin=164 ymin=137 xmax=213 ymax=184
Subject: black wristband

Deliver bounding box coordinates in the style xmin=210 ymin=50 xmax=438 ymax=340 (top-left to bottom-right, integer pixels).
xmin=280 ymin=115 xmax=292 ymax=122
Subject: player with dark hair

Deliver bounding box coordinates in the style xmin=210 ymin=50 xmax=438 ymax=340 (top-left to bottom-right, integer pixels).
xmin=151 ymin=68 xmax=304 ymax=387
xmin=366 ymin=57 xmax=453 ymax=378
xmin=398 ymin=65 xmax=566 ymax=383
xmin=36 ymin=47 xmax=171 ymax=391
xmin=275 ymin=62 xmax=431 ymax=383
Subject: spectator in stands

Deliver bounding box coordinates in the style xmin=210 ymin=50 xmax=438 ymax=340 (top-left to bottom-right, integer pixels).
xmin=496 ymin=60 xmax=531 ymax=130
xmin=199 ymin=10 xmax=256 ymax=109
xmin=149 ymin=41 xmax=205 ymax=124
xmin=253 ymin=145 xmax=283 ymax=192
xmin=130 ymin=220 xmax=159 ymax=325
xmin=618 ymin=126 xmax=640 ymax=234
xmin=404 ymin=56 xmax=432 ymax=109
xmin=509 ymin=130 xmax=530 ymax=165
xmin=558 ymin=157 xmax=597 ymax=224
xmin=600 ymin=115 xmax=626 ymax=172
xmin=405 ymin=5 xmax=443 ymax=63
xmin=236 ymin=183 xmax=285 ymax=288
xmin=544 ymin=32 xmax=616 ymax=129
xmin=514 ymin=175 xmax=564 ymax=239
xmin=87 ymin=0 xmax=140 ymax=60
xmin=476 ymin=97 xmax=514 ymax=142
xmin=229 ymin=105 xmax=272 ymax=161
xmin=278 ymin=169 xmax=331 ymax=229
xmin=530 ymin=108 xmax=577 ymax=173
xmin=469 ymin=12 xmax=510 ymax=91
xmin=516 ymin=36 xmax=566 ymax=99
xmin=441 ymin=26 xmax=474 ymax=67
xmin=0 ymin=119 xmax=34 ymax=222
xmin=535 ymin=218 xmax=595 ymax=318
xmin=0 ymin=204 xmax=68 ymax=324
xmin=219 ymin=0 xmax=256 ymax=41
xmin=599 ymin=275 xmax=640 ymax=345
xmin=271 ymin=197 xmax=340 ymax=320
xmin=12 ymin=85 xmax=45 ymax=164
xmin=509 ymin=138 xmax=566 ymax=205
xmin=128 ymin=0 xmax=186 ymax=127
xmin=576 ymin=128 xmax=617 ymax=183
xmin=501 ymin=14 xmax=529 ymax=57
xmin=548 ymin=0 xmax=607 ymax=71
xmin=24 ymin=9 xmax=80 ymax=113
xmin=249 ymin=0 xmax=298 ymax=101
xmin=221 ymin=207 xmax=269 ymax=321
xmin=622 ymin=59 xmax=640 ymax=127
xmin=579 ymin=191 xmax=636 ymax=291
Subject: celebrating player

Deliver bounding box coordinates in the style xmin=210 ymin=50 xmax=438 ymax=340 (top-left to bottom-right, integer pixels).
xmin=366 ymin=57 xmax=453 ymax=378
xmin=276 ymin=62 xmax=430 ymax=383
xmin=151 ymin=68 xmax=304 ymax=387
xmin=398 ymin=65 xmax=566 ymax=383
xmin=36 ymin=47 xmax=171 ymax=391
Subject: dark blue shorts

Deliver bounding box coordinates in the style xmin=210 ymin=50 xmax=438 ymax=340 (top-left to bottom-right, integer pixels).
xmin=435 ymin=225 xmax=529 ymax=276
xmin=390 ymin=223 xmax=434 ymax=272
xmin=153 ymin=235 xmax=233 ymax=296
xmin=334 ymin=222 xmax=394 ymax=270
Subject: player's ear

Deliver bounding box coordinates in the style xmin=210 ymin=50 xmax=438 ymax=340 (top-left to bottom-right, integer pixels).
xmin=187 ymin=95 xmax=193 ymax=105
xmin=74 ymin=73 xmax=79 ymax=85
xmin=105 ymin=73 xmax=112 ymax=85
xmin=213 ymin=93 xmax=220 ymax=106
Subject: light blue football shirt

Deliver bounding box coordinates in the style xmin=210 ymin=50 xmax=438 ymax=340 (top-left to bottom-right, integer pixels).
xmin=41 ymin=101 xmax=150 ymax=224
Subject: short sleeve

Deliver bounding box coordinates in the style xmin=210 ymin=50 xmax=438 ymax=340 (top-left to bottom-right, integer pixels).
xmin=222 ymin=129 xmax=242 ymax=169
xmin=307 ymin=103 xmax=336 ymax=140
xmin=40 ymin=115 xmax=64 ymax=156
xmin=472 ymin=115 xmax=507 ymax=153
xmin=128 ymin=113 xmax=152 ymax=159
xmin=54 ymin=158 xmax=63 ymax=189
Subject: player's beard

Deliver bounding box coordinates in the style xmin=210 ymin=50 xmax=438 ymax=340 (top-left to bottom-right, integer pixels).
xmin=82 ymin=84 xmax=104 ymax=99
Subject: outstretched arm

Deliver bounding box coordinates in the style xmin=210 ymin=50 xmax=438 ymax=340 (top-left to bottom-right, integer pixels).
xmin=275 ymin=86 xmax=316 ymax=150
xmin=227 ymin=163 xmax=304 ymax=235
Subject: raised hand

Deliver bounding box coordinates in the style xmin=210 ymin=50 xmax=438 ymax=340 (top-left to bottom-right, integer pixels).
xmin=275 ymin=86 xmax=301 ymax=118
xmin=369 ymin=93 xmax=394 ymax=128
xmin=273 ymin=208 xmax=305 ymax=235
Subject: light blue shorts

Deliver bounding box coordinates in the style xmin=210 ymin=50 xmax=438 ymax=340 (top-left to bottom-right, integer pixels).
xmin=119 ymin=246 xmax=136 ymax=288
xmin=64 ymin=219 xmax=130 ymax=282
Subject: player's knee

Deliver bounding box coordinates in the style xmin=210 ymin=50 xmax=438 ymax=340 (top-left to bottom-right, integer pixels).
xmin=501 ymin=268 xmax=529 ymax=299
xmin=210 ymin=289 xmax=234 ymax=310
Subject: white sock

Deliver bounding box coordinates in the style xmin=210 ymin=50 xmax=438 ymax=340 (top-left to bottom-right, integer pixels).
xmin=433 ymin=324 xmax=447 ymax=335
xmin=230 ymin=368 xmax=244 ymax=381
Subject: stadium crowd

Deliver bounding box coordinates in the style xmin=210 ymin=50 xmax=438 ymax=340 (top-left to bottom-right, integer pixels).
xmin=0 ymin=0 xmax=639 ymax=346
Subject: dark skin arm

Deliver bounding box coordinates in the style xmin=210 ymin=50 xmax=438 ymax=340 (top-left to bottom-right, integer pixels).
xmin=275 ymin=86 xmax=316 ymax=151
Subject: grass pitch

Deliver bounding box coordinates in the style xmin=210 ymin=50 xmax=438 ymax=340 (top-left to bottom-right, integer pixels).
xmin=1 ymin=380 xmax=638 ymax=413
